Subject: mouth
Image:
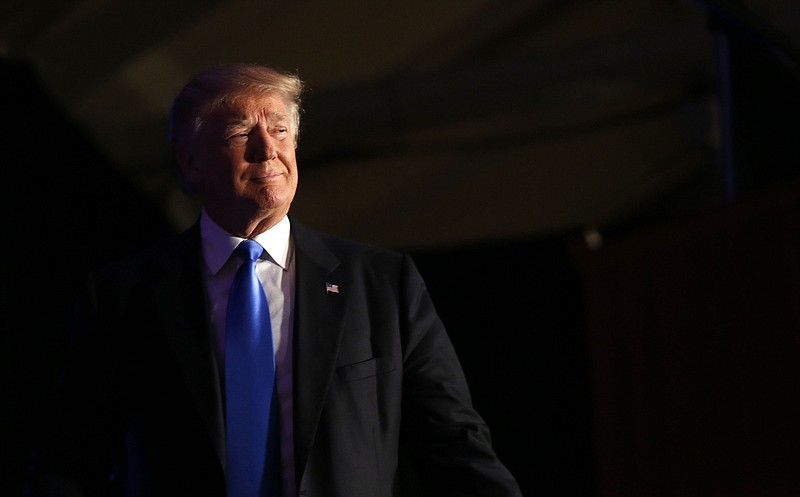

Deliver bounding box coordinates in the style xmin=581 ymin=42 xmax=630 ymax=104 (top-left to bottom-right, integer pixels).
xmin=250 ymin=170 xmax=283 ymax=183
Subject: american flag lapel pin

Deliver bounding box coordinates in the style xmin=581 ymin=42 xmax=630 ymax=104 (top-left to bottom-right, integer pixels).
xmin=325 ymin=282 xmax=340 ymax=294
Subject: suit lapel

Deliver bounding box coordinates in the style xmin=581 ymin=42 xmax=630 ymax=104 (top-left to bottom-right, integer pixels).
xmin=144 ymin=220 xmax=349 ymax=480
xmin=152 ymin=225 xmax=226 ymax=469
xmin=290 ymin=220 xmax=347 ymax=482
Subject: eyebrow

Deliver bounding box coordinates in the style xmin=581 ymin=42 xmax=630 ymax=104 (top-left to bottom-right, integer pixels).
xmin=268 ymin=111 xmax=289 ymax=123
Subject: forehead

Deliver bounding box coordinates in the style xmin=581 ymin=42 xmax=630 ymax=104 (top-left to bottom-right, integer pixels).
xmin=209 ymin=92 xmax=290 ymax=123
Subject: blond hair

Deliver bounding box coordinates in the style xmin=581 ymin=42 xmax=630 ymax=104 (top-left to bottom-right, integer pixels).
xmin=169 ymin=63 xmax=304 ymax=148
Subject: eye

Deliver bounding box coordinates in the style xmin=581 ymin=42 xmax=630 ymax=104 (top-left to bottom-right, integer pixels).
xmin=225 ymin=132 xmax=250 ymax=145
xmin=271 ymin=127 xmax=289 ymax=139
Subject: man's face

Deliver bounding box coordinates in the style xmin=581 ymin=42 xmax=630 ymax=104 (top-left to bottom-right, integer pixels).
xmin=181 ymin=92 xmax=298 ymax=232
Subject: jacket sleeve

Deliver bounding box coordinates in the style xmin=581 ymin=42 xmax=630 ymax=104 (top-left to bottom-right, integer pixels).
xmin=398 ymin=255 xmax=523 ymax=497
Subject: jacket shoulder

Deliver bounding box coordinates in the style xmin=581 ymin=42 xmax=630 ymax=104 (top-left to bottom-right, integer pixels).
xmin=291 ymin=218 xmax=409 ymax=267
xmin=91 ymin=224 xmax=201 ymax=289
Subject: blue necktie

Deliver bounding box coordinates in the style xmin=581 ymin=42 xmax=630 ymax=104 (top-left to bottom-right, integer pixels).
xmin=225 ymin=240 xmax=281 ymax=497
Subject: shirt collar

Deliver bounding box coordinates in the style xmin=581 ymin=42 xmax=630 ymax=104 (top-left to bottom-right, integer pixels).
xmin=200 ymin=209 xmax=292 ymax=275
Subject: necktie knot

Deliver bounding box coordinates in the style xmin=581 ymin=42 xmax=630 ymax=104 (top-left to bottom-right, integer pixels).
xmin=235 ymin=239 xmax=264 ymax=264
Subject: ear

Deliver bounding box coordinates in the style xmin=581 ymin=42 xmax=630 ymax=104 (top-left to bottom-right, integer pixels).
xmin=174 ymin=143 xmax=201 ymax=193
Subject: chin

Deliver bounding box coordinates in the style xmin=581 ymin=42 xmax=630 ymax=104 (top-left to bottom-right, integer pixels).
xmin=256 ymin=192 xmax=291 ymax=214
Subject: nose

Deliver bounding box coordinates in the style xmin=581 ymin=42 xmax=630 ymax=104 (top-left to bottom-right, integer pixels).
xmin=247 ymin=127 xmax=277 ymax=162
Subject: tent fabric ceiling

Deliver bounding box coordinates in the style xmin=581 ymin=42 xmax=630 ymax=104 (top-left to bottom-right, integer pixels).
xmin=2 ymin=0 xmax=798 ymax=250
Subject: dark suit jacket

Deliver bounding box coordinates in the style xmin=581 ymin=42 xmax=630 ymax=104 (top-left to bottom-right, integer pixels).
xmin=51 ymin=218 xmax=521 ymax=497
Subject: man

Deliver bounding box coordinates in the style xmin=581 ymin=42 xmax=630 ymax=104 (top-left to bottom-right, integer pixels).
xmin=50 ymin=63 xmax=522 ymax=497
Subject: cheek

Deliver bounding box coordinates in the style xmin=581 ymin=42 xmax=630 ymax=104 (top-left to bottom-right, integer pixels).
xmin=281 ymin=147 xmax=298 ymax=172
xmin=195 ymin=152 xmax=242 ymax=189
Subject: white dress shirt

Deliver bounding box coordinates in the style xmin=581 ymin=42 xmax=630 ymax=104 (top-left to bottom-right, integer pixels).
xmin=199 ymin=210 xmax=296 ymax=497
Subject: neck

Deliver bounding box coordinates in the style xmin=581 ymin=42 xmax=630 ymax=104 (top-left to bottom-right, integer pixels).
xmin=205 ymin=207 xmax=287 ymax=239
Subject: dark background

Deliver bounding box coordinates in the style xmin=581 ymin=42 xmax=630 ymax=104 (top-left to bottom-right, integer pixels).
xmin=3 ymin=1 xmax=800 ymax=496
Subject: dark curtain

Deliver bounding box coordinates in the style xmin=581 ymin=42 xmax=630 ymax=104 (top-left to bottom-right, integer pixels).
xmin=573 ymin=178 xmax=800 ymax=497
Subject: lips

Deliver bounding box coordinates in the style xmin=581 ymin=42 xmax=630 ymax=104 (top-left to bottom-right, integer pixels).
xmin=250 ymin=170 xmax=283 ymax=183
